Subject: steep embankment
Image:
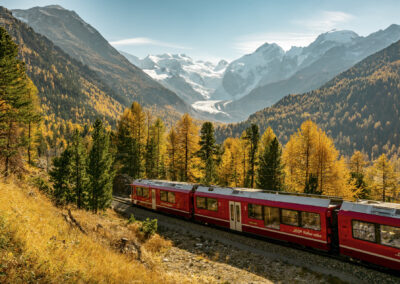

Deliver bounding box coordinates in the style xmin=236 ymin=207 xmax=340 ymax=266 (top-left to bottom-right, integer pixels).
xmin=0 ymin=180 xmax=194 ymax=283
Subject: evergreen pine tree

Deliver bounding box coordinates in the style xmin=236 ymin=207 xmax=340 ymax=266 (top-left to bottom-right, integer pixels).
xmin=116 ymin=122 xmax=140 ymax=178
xmin=198 ymin=122 xmax=217 ymax=185
xmin=49 ymin=147 xmax=74 ymax=205
xmin=257 ymin=137 xmax=284 ymax=191
xmin=244 ymin=124 xmax=260 ymax=188
xmin=0 ymin=27 xmax=40 ymax=175
xmin=70 ymin=129 xmax=88 ymax=209
xmin=88 ymin=119 xmax=114 ymax=213
xmin=145 ymin=137 xmax=157 ymax=178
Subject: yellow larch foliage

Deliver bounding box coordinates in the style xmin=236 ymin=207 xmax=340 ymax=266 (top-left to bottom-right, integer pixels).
xmin=283 ymin=120 xmax=356 ymax=199
xmin=367 ymin=154 xmax=399 ymax=202
xmin=175 ymin=113 xmax=200 ymax=182
xmin=349 ymin=150 xmax=369 ymax=174
xmin=218 ymin=137 xmax=243 ymax=187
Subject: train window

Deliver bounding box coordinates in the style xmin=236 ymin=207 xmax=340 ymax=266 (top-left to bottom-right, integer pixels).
xmin=196 ymin=197 xmax=206 ymax=209
xmin=264 ymin=206 xmax=280 ymax=229
xmin=160 ymin=190 xmax=168 ymax=202
xmin=207 ymin=198 xmax=218 ymax=211
xmin=137 ymin=187 xmax=149 ymax=198
xmin=380 ymin=225 xmax=400 ymax=249
xmin=248 ymin=204 xmax=263 ymax=220
xmin=230 ymin=204 xmax=234 ymax=221
xmin=352 ymin=220 xmax=376 ymax=242
xmin=168 ymin=192 xmax=176 ymax=204
xmin=281 ymin=209 xmax=299 ymax=227
xmin=301 ymin=212 xmax=321 ymax=231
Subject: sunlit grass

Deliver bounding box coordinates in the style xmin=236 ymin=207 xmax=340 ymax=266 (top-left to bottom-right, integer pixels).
xmin=0 ymin=180 xmax=197 ymax=283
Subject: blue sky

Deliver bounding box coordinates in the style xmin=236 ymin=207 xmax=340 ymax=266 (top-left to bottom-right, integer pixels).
xmin=3 ymin=0 xmax=400 ymax=62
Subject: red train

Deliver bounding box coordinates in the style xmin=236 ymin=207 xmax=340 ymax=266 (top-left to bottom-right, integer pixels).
xmin=130 ymin=179 xmax=400 ymax=271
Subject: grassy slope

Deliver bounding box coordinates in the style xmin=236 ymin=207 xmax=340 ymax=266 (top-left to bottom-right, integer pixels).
xmin=0 ymin=180 xmax=196 ymax=283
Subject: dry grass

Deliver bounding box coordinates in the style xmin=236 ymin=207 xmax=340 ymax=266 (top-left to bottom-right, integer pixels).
xmin=0 ymin=180 xmax=195 ymax=283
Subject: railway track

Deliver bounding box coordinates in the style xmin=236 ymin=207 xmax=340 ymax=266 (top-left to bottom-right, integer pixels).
xmin=112 ymin=196 xmax=400 ymax=283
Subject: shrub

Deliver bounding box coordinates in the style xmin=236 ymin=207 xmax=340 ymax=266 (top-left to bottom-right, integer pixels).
xmin=127 ymin=214 xmax=136 ymax=224
xmin=30 ymin=176 xmax=51 ymax=195
xmin=139 ymin=218 xmax=157 ymax=239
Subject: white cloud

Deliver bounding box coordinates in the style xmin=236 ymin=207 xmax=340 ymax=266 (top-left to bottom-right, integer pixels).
xmin=234 ymin=10 xmax=354 ymax=54
xmin=294 ymin=11 xmax=354 ymax=32
xmin=234 ymin=32 xmax=317 ymax=53
xmin=110 ymin=37 xmax=189 ymax=49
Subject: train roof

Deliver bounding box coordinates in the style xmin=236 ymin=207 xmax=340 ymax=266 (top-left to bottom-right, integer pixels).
xmin=132 ymin=179 xmax=342 ymax=208
xmin=340 ymin=201 xmax=400 ymax=219
xmin=196 ymin=186 xmax=341 ymax=208
xmin=132 ymin=179 xmax=194 ymax=191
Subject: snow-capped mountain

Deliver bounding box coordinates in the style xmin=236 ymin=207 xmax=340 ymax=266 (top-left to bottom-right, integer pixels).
xmin=213 ymin=29 xmax=361 ymax=101
xmin=219 ymin=25 xmax=400 ymax=122
xmin=121 ymin=52 xmax=228 ymax=104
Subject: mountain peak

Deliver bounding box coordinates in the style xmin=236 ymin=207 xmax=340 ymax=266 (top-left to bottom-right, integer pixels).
xmin=315 ymin=30 xmax=359 ymax=45
xmin=43 ymin=5 xmax=66 ymax=10
xmin=255 ymin=42 xmax=284 ymax=53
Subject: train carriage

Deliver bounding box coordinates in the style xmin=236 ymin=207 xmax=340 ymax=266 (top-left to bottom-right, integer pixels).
xmin=338 ymin=201 xmax=400 ymax=270
xmin=194 ymin=186 xmax=341 ymax=251
xmin=131 ymin=179 xmax=194 ymax=218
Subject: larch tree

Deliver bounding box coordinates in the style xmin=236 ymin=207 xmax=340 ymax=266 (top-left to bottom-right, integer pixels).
xmin=283 ymin=120 xmax=355 ymax=198
xmin=349 ymin=151 xmax=369 ymax=199
xmin=244 ymin=124 xmax=260 ymax=188
xmin=367 ymin=154 xmax=397 ymax=202
xmin=198 ymin=122 xmax=217 ymax=185
xmin=218 ymin=137 xmax=243 ymax=187
xmin=257 ymin=127 xmax=276 ymax=157
xmin=175 ymin=113 xmax=199 ymax=182
xmin=283 ymin=120 xmax=318 ymax=192
xmin=88 ymin=119 xmax=114 ymax=213
xmin=24 ymin=79 xmax=42 ymax=165
xmin=153 ymin=117 xmax=166 ymax=178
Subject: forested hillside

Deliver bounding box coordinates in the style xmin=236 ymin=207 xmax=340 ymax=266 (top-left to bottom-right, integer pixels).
xmin=12 ymin=5 xmax=190 ymax=114
xmin=216 ymin=39 xmax=400 ymax=157
xmin=0 ymin=7 xmax=122 ymax=126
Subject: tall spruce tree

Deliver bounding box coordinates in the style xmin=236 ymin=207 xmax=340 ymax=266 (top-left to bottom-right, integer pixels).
xmin=49 ymin=147 xmax=74 ymax=205
xmin=0 ymin=27 xmax=39 ymax=175
xmin=116 ymin=121 xmax=140 ymax=178
xmin=88 ymin=119 xmax=114 ymax=213
xmin=257 ymin=137 xmax=284 ymax=191
xmin=145 ymin=137 xmax=157 ymax=178
xmin=71 ymin=129 xmax=88 ymax=209
xmin=244 ymin=124 xmax=260 ymax=188
xmin=198 ymin=122 xmax=217 ymax=185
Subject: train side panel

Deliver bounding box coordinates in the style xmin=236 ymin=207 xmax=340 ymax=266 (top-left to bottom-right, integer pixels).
xmin=338 ymin=210 xmax=400 ymax=271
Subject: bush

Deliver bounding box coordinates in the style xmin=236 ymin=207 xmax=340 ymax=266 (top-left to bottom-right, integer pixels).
xmin=127 ymin=214 xmax=136 ymax=224
xmin=30 ymin=176 xmax=51 ymax=195
xmin=139 ymin=218 xmax=157 ymax=239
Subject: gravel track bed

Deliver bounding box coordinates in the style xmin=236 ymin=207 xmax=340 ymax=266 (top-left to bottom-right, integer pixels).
xmin=112 ymin=197 xmax=400 ymax=283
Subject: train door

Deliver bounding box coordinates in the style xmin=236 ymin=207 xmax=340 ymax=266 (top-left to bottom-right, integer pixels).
xmin=229 ymin=201 xmax=242 ymax=232
xmin=151 ymin=189 xmax=156 ymax=210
